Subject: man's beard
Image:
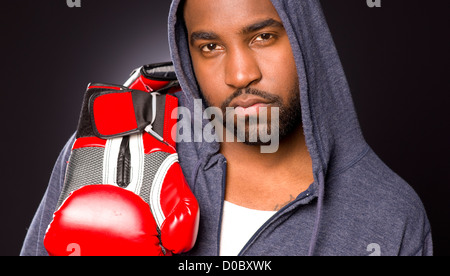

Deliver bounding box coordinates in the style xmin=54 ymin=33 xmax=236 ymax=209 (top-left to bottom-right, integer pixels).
xmin=203 ymin=87 xmax=302 ymax=146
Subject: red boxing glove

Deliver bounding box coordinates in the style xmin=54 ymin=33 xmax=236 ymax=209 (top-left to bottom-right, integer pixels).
xmin=44 ymin=63 xmax=199 ymax=256
xmin=44 ymin=185 xmax=164 ymax=256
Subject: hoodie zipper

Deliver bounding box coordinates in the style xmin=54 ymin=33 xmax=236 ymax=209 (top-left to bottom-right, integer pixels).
xmin=216 ymin=160 xmax=228 ymax=256
xmin=236 ymin=199 xmax=300 ymax=256
xmin=237 ymin=185 xmax=316 ymax=256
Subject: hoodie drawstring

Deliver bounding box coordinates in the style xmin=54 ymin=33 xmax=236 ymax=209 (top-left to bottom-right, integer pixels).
xmin=191 ymin=160 xmax=203 ymax=192
xmin=308 ymin=172 xmax=325 ymax=256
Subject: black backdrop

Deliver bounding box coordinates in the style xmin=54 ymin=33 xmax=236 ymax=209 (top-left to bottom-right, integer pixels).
xmin=1 ymin=0 xmax=448 ymax=256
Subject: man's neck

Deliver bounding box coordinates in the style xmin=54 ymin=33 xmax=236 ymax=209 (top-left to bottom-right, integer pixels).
xmin=220 ymin=125 xmax=314 ymax=211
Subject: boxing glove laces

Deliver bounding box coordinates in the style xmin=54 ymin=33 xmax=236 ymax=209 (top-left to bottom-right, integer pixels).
xmin=44 ymin=62 xmax=200 ymax=256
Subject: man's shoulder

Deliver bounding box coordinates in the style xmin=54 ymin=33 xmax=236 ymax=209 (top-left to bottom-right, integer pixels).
xmin=325 ymin=149 xmax=432 ymax=255
xmin=329 ymin=148 xmax=428 ymax=221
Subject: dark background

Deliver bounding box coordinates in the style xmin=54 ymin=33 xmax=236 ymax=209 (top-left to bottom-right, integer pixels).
xmin=0 ymin=0 xmax=448 ymax=256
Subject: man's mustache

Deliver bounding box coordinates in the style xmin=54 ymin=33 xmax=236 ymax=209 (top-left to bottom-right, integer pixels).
xmin=220 ymin=88 xmax=283 ymax=113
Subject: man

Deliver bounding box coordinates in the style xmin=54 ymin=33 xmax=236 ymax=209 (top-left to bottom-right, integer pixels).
xmin=21 ymin=0 xmax=432 ymax=256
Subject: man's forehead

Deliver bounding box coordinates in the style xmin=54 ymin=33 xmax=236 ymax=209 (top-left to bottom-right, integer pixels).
xmin=183 ymin=0 xmax=281 ymax=31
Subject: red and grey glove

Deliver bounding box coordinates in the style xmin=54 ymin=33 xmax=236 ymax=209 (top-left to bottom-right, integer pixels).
xmin=44 ymin=63 xmax=199 ymax=256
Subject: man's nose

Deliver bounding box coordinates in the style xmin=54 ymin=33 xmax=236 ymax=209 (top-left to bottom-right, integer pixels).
xmin=224 ymin=48 xmax=262 ymax=89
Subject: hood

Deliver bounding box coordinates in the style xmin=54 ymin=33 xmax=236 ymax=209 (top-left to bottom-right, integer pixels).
xmin=168 ymin=0 xmax=369 ymax=255
xmin=168 ymin=0 xmax=367 ymax=179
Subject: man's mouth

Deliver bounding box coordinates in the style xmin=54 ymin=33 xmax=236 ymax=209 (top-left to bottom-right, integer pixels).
xmin=229 ymin=95 xmax=273 ymax=116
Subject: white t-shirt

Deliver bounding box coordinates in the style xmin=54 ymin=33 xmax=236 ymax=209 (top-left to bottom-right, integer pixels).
xmin=219 ymin=201 xmax=276 ymax=256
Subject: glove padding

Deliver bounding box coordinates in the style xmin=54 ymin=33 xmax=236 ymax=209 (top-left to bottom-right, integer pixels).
xmin=44 ymin=185 xmax=164 ymax=256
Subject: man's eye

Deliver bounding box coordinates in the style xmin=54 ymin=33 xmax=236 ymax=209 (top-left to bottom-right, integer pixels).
xmin=254 ymin=33 xmax=274 ymax=42
xmin=201 ymin=43 xmax=222 ymax=52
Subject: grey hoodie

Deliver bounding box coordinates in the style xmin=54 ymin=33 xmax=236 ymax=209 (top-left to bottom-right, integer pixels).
xmin=21 ymin=0 xmax=432 ymax=256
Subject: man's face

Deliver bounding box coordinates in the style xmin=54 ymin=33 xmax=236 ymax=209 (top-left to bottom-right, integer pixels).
xmin=184 ymin=0 xmax=301 ymax=144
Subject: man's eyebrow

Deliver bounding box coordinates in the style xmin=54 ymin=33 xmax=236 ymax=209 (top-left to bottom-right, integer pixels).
xmin=190 ymin=31 xmax=220 ymax=46
xmin=241 ymin=18 xmax=284 ymax=35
